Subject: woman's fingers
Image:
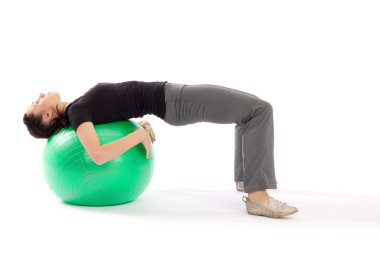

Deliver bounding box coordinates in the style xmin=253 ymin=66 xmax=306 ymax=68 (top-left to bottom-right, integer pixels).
xmin=142 ymin=125 xmax=155 ymax=142
xmin=147 ymin=130 xmax=154 ymax=143
xmin=146 ymin=145 xmax=150 ymax=158
xmin=141 ymin=129 xmax=152 ymax=158
xmin=149 ymin=129 xmax=155 ymax=142
xmin=139 ymin=120 xmax=151 ymax=128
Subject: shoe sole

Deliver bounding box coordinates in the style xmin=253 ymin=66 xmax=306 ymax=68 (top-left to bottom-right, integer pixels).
xmin=247 ymin=208 xmax=298 ymax=218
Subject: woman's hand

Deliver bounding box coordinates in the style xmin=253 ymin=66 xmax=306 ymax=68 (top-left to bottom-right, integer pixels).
xmin=138 ymin=120 xmax=156 ymax=143
xmin=134 ymin=128 xmax=152 ymax=159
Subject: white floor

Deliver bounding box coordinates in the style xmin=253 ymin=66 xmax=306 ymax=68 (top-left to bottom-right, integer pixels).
xmin=3 ymin=186 xmax=379 ymax=253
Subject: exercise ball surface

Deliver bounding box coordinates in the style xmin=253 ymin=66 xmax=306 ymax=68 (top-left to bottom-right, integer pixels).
xmin=43 ymin=121 xmax=154 ymax=206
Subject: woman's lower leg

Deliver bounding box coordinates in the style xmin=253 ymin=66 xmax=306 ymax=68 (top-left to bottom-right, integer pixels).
xmin=240 ymin=100 xmax=278 ymax=195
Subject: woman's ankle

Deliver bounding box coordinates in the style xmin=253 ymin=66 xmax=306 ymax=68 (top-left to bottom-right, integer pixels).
xmin=248 ymin=190 xmax=270 ymax=202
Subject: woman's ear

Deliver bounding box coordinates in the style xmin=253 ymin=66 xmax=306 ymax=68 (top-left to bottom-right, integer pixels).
xmin=42 ymin=109 xmax=54 ymax=123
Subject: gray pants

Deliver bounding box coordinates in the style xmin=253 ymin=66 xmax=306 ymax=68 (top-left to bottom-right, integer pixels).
xmin=163 ymin=82 xmax=278 ymax=193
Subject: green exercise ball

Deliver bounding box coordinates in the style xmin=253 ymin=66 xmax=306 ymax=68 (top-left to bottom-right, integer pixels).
xmin=43 ymin=120 xmax=154 ymax=206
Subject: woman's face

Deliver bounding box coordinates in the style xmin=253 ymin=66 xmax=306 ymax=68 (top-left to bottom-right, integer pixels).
xmin=26 ymin=91 xmax=61 ymax=118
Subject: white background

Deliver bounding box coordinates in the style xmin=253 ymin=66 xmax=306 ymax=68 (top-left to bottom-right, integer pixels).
xmin=1 ymin=0 xmax=379 ymax=252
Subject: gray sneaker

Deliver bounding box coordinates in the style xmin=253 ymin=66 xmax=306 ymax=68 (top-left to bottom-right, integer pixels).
xmin=235 ymin=181 xmax=244 ymax=192
xmin=242 ymin=196 xmax=298 ymax=218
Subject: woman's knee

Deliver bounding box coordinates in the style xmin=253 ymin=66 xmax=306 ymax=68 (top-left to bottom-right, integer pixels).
xmin=261 ymin=100 xmax=273 ymax=112
xmin=251 ymin=99 xmax=273 ymax=118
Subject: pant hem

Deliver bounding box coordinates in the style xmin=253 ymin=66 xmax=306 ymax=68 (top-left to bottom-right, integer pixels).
xmin=244 ymin=184 xmax=277 ymax=193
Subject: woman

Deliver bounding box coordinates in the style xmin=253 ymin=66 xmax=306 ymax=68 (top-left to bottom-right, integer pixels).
xmin=23 ymin=80 xmax=298 ymax=218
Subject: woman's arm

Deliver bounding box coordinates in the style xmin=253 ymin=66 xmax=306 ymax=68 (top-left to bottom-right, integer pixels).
xmin=76 ymin=122 xmax=147 ymax=165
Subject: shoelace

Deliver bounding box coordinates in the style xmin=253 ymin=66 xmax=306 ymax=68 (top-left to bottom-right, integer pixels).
xmin=267 ymin=197 xmax=287 ymax=209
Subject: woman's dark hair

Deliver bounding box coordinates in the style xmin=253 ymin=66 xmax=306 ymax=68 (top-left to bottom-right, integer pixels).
xmin=23 ymin=104 xmax=70 ymax=139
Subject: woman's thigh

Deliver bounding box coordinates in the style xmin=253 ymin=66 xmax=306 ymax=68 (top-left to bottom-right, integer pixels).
xmin=164 ymin=82 xmax=267 ymax=126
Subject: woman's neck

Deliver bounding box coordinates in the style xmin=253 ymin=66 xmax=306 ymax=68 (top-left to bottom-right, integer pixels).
xmin=57 ymin=101 xmax=71 ymax=115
